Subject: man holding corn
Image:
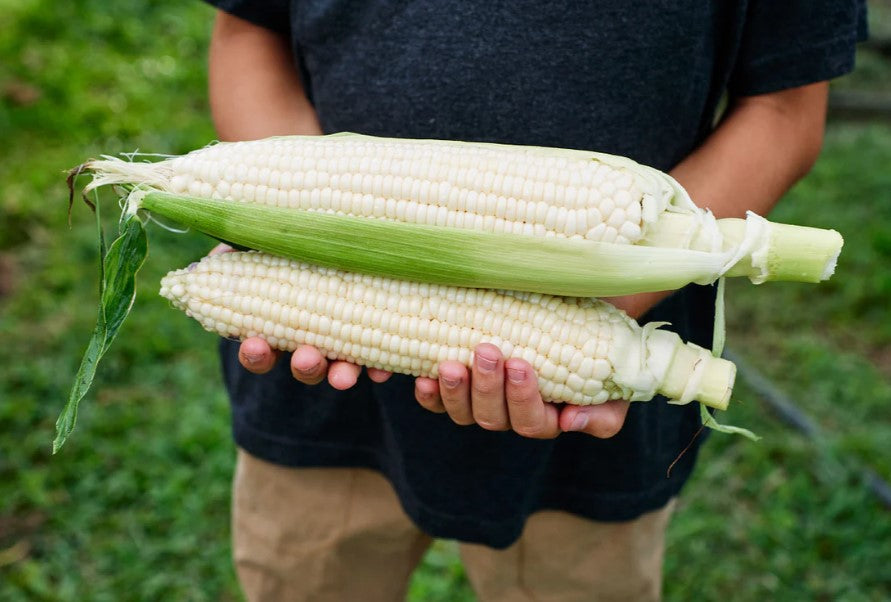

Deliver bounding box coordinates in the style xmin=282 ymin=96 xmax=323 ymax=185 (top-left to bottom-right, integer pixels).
xmin=201 ymin=1 xmax=866 ymax=599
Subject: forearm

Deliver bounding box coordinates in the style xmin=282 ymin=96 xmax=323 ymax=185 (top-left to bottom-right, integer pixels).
xmin=610 ymin=82 xmax=830 ymax=319
xmin=208 ymin=10 xmax=321 ymax=141
xmin=671 ymin=82 xmax=828 ymax=219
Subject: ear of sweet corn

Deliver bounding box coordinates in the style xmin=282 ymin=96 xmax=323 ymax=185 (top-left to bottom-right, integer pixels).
xmin=160 ymin=251 xmax=736 ymax=410
xmin=86 ymin=133 xmax=681 ymax=244
xmin=82 ymin=133 xmax=843 ymax=296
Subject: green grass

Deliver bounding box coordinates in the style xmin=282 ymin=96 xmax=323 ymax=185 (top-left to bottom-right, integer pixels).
xmin=1 ymin=1 xmax=890 ymax=600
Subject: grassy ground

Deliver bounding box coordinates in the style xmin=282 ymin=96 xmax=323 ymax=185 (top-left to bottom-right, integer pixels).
xmin=1 ymin=1 xmax=889 ymax=600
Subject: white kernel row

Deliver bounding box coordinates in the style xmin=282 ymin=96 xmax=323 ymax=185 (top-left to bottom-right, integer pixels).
xmin=160 ymin=252 xmax=635 ymax=404
xmin=155 ymin=136 xmax=663 ymax=244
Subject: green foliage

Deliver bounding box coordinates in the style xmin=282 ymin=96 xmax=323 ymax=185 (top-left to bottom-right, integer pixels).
xmin=1 ymin=1 xmax=237 ymax=600
xmin=1 ymin=1 xmax=890 ymax=601
xmin=664 ymin=124 xmax=891 ymax=601
xmin=407 ymin=541 xmax=476 ymax=602
xmin=54 ymin=216 xmax=148 ymax=453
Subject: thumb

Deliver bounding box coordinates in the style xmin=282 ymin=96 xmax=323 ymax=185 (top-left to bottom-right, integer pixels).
xmin=559 ymin=400 xmax=630 ymax=439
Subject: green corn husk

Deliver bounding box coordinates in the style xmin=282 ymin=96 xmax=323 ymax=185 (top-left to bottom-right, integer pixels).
xmin=133 ymin=191 xmax=750 ymax=297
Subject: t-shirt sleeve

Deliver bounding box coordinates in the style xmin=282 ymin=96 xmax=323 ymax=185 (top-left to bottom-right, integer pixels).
xmin=202 ymin=0 xmax=291 ymax=35
xmin=728 ymin=0 xmax=868 ymax=97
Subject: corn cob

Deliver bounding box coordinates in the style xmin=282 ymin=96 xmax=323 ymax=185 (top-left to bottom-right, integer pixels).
xmin=81 ymin=133 xmax=843 ymax=296
xmin=160 ymin=251 xmax=736 ymax=410
xmin=90 ymin=134 xmax=676 ymax=244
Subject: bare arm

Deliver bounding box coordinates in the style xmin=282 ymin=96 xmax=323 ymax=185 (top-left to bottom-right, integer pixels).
xmin=209 ymin=11 xmax=321 ymax=140
xmin=209 ymin=11 xmax=395 ymax=386
xmin=604 ymin=83 xmax=828 ymax=319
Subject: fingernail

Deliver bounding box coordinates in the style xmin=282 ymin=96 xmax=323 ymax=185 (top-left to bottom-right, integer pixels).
xmin=507 ymin=368 xmax=525 ymax=383
xmin=476 ymin=353 xmax=497 ymax=373
xmin=441 ymin=377 xmax=461 ymax=388
xmin=243 ymin=353 xmax=262 ymax=366
xmin=298 ymin=362 xmax=321 ymax=375
xmin=567 ymin=414 xmax=588 ymax=432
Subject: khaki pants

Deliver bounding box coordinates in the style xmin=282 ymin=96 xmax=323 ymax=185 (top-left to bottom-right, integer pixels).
xmin=233 ymin=449 xmax=674 ymax=602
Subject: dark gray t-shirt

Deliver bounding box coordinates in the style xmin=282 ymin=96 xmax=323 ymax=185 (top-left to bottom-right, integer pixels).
xmin=206 ymin=0 xmax=865 ymax=547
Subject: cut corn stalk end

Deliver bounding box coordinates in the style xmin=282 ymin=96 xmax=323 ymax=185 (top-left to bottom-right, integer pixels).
xmin=756 ymin=220 xmax=843 ymax=283
xmin=641 ymin=212 xmax=843 ymax=285
xmin=712 ymin=214 xmax=843 ymax=284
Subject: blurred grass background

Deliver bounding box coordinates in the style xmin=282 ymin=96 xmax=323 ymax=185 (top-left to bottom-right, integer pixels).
xmin=1 ymin=1 xmax=889 ymax=600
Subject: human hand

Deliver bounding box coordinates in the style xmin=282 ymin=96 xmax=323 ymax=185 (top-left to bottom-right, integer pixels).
xmin=414 ymin=343 xmax=630 ymax=439
xmin=210 ymin=243 xmax=394 ymax=387
xmin=413 ymin=291 xmax=672 ymax=439
xmin=238 ymin=337 xmax=394 ymax=389
xmin=239 ymin=335 xmax=626 ymax=440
